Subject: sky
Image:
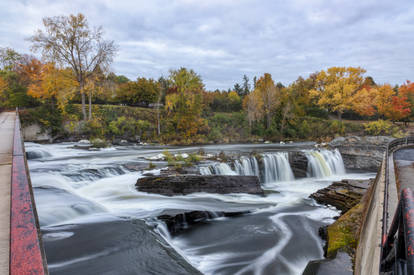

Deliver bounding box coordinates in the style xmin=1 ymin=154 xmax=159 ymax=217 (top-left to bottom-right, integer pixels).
xmin=0 ymin=0 xmax=413 ymax=90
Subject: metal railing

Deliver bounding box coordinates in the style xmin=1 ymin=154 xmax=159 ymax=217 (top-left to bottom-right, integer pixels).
xmin=10 ymin=109 xmax=48 ymax=274
xmin=381 ymin=188 xmax=414 ymax=274
xmin=380 ymin=137 xmax=414 ymax=274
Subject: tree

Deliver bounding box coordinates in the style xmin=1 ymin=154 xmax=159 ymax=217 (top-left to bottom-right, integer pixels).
xmin=374 ymin=84 xmax=395 ymax=118
xmin=30 ymin=13 xmax=117 ymax=120
xmin=233 ymin=83 xmax=243 ymax=97
xmin=242 ymin=74 xmax=250 ymax=96
xmin=0 ymin=47 xmax=22 ymax=70
xmin=309 ymin=67 xmax=366 ymax=119
xmin=255 ymin=73 xmax=280 ymax=129
xmin=351 ymin=87 xmax=377 ymax=116
xmin=26 ymin=61 xmax=78 ymax=110
xmin=165 ymin=68 xmax=206 ymax=138
xmin=156 ymin=76 xmax=169 ymax=135
xmin=243 ymin=90 xmax=263 ymax=130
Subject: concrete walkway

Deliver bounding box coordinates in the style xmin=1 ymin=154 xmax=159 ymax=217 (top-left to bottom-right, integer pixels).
xmin=394 ymin=148 xmax=414 ymax=192
xmin=0 ymin=112 xmax=15 ymax=275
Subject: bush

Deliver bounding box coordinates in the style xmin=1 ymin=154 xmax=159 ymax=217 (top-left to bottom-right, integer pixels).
xmin=109 ymin=116 xmax=152 ymax=139
xmin=363 ymin=120 xmax=403 ymax=137
xmin=82 ymin=118 xmax=106 ymax=138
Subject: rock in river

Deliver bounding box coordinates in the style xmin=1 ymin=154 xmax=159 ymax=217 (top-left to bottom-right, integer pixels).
xmin=310 ymin=179 xmax=373 ymax=213
xmin=136 ymin=175 xmax=264 ymax=196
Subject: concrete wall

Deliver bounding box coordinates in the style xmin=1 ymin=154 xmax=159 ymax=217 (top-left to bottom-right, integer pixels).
xmin=22 ymin=124 xmax=51 ymax=142
xmin=354 ymin=155 xmax=385 ymax=275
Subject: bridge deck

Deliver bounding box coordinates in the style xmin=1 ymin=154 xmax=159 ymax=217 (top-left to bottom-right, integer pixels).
xmin=0 ymin=112 xmax=16 ymax=274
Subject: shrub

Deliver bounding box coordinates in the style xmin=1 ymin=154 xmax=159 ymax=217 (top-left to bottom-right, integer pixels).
xmin=82 ymin=118 xmax=106 ymax=137
xmin=363 ymin=120 xmax=393 ymax=136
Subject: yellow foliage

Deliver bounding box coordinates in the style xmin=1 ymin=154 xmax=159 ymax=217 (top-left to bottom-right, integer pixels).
xmin=0 ymin=76 xmax=6 ymax=93
xmin=310 ymin=67 xmax=366 ymax=117
xmin=28 ymin=62 xmax=78 ymax=110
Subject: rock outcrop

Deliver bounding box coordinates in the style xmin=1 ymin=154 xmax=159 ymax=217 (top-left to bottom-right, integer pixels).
xmin=136 ymin=175 xmax=264 ymax=196
xmin=330 ymin=136 xmax=393 ymax=171
xmin=310 ymin=179 xmax=373 ymax=213
xmin=289 ymin=151 xmax=308 ymax=178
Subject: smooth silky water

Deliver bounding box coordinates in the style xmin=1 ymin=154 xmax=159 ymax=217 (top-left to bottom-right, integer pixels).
xmin=26 ymin=142 xmax=374 ymax=275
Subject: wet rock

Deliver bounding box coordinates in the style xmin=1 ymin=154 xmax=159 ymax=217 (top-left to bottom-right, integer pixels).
xmin=158 ymin=210 xmax=248 ymax=234
xmin=289 ymin=151 xmax=308 ymax=178
xmin=136 ymin=175 xmax=264 ymax=196
xmin=74 ymin=139 xmax=92 ymax=149
xmin=310 ymin=179 xmax=373 ymax=213
xmin=330 ymin=136 xmax=393 ymax=171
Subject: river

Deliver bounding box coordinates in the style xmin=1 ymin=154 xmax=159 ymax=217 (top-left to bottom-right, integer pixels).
xmin=25 ymin=142 xmax=374 ymax=275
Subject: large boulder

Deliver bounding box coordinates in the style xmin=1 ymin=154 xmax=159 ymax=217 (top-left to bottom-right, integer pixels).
xmin=289 ymin=151 xmax=308 ymax=178
xmin=136 ymin=175 xmax=264 ymax=196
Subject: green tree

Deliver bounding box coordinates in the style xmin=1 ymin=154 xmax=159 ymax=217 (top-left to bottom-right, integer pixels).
xmin=165 ymin=68 xmax=206 ymax=138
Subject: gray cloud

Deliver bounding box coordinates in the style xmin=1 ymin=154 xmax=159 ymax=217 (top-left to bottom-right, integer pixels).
xmin=0 ymin=0 xmax=413 ymax=89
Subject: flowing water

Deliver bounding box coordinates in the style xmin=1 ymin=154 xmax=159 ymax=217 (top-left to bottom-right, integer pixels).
xmin=26 ymin=142 xmax=374 ymax=275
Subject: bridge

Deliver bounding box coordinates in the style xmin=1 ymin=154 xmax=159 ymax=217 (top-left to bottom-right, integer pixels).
xmin=0 ymin=111 xmax=48 ymax=274
xmin=1 ymin=108 xmax=414 ymax=275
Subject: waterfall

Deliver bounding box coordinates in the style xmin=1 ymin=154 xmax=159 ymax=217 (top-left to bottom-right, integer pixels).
xmin=234 ymin=156 xmax=260 ymax=177
xmin=199 ymin=167 xmax=212 ymax=175
xmin=262 ymin=152 xmax=294 ymax=182
xmin=212 ymin=163 xmax=237 ymax=175
xmin=305 ymin=149 xmax=345 ymax=178
xmin=199 ymin=153 xmax=294 ymax=183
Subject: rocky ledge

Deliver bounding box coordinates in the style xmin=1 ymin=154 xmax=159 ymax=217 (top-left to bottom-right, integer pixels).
xmin=330 ymin=136 xmax=393 ymax=171
xmin=136 ymin=175 xmax=264 ymax=196
xmin=310 ymin=179 xmax=373 ymax=213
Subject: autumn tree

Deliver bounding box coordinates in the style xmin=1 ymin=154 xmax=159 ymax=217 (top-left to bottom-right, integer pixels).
xmin=351 ymin=87 xmax=377 ymax=116
xmin=25 ymin=60 xmax=78 ymax=110
xmin=255 ymin=73 xmax=280 ymax=129
xmin=374 ymin=84 xmax=395 ymax=118
xmin=243 ymin=90 xmax=263 ymax=130
xmin=30 ymin=13 xmax=117 ymax=120
xmin=165 ymin=68 xmax=206 ymax=138
xmin=310 ymin=67 xmax=366 ymax=119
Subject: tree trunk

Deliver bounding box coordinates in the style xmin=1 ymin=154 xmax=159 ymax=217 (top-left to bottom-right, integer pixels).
xmin=337 ymin=111 xmax=342 ymax=121
xmin=88 ymin=91 xmax=92 ymax=120
xmin=266 ymin=112 xmax=271 ymax=129
xmin=157 ymin=106 xmax=161 ymax=135
xmin=81 ymin=92 xmax=87 ymax=121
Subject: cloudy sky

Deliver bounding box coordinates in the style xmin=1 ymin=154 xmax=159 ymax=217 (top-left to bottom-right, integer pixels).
xmin=1 ymin=0 xmax=413 ymax=90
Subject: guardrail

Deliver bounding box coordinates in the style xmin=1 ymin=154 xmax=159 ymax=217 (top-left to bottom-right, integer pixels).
xmin=10 ymin=110 xmax=48 ymax=274
xmin=382 ymin=137 xmax=414 ymax=244
xmin=380 ymin=188 xmax=414 ymax=274
xmin=380 ymin=137 xmax=414 ymax=274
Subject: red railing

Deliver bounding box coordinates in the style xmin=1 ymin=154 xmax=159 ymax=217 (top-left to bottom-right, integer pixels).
xmin=10 ymin=111 xmax=48 ymax=274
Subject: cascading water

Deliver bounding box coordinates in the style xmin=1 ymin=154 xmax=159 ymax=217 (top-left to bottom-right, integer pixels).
xmin=234 ymin=156 xmax=260 ymax=177
xmin=26 ymin=142 xmax=372 ymax=275
xmin=305 ymin=149 xmax=345 ymax=178
xmin=262 ymin=152 xmax=295 ymax=182
xmin=213 ymin=163 xmax=237 ymax=175
xmin=200 ymin=152 xmax=294 ymax=183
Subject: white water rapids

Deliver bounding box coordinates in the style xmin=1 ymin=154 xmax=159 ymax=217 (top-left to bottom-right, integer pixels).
xmin=26 ymin=142 xmax=373 ymax=275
